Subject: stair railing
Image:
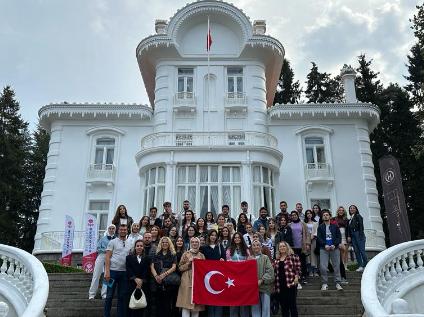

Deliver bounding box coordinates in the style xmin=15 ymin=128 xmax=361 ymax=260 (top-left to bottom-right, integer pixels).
xmin=361 ymin=239 xmax=424 ymax=316
xmin=0 ymin=244 xmax=49 ymax=317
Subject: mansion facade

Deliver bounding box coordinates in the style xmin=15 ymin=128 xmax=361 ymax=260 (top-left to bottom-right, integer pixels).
xmin=33 ymin=0 xmax=385 ymax=255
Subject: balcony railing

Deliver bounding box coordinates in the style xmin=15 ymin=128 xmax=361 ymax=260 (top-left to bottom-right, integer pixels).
xmin=141 ymin=131 xmax=278 ymax=150
xmin=38 ymin=231 xmax=85 ymax=253
xmin=0 ymin=244 xmax=49 ymax=317
xmin=305 ymin=163 xmax=333 ymax=179
xmin=174 ymin=92 xmax=196 ymax=112
xmin=87 ymin=164 xmax=115 ymax=184
xmin=225 ymin=92 xmax=247 ymax=112
xmin=361 ymin=239 xmax=424 ymax=316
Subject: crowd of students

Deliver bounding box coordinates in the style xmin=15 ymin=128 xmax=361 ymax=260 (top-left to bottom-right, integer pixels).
xmin=89 ymin=200 xmax=368 ymax=317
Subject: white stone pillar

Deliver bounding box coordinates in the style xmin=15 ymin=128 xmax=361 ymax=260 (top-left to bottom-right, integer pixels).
xmin=34 ymin=125 xmax=63 ymax=252
xmin=241 ymin=151 xmax=253 ymax=217
xmin=355 ymin=122 xmax=385 ymax=251
xmin=165 ymin=151 xmax=176 ymax=206
xmin=340 ymin=64 xmax=357 ymax=103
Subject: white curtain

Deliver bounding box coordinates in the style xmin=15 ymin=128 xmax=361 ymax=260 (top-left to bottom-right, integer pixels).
xmin=188 ymin=166 xmax=196 ymax=183
xmin=222 ymin=167 xmax=230 ymax=182
xmin=210 ymin=186 xmax=219 ymax=216
xmin=233 ymin=186 xmax=241 ymax=214
xmin=211 ymin=166 xmax=218 ymax=182
xmin=149 ymin=168 xmax=156 ymax=185
xmin=157 ymin=186 xmax=165 ymax=208
xmin=222 ymin=186 xmax=231 ymax=206
xmin=200 ymin=166 xmax=208 ymax=182
xmin=177 ymin=187 xmax=185 ymax=212
xmin=253 ymin=166 xmax=261 ymax=183
xmin=177 ymin=167 xmax=186 ymax=183
xmin=188 ymin=186 xmax=196 ymax=209
xmin=157 ymin=167 xmax=165 ymax=183
xmin=233 ymin=167 xmax=241 ymax=182
xmin=253 ymin=186 xmax=261 ymax=217
xmin=200 ymin=186 xmax=208 ymax=217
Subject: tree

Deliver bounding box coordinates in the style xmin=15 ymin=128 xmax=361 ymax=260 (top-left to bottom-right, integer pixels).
xmin=0 ymin=86 xmax=31 ymax=247
xmin=304 ymin=62 xmax=343 ymax=103
xmin=19 ymin=125 xmax=50 ymax=251
xmin=273 ymin=58 xmax=302 ymax=104
xmin=405 ymin=3 xmax=424 ymax=117
xmin=356 ymin=55 xmax=424 ymax=242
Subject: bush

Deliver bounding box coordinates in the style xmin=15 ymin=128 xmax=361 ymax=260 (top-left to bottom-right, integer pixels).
xmin=43 ymin=262 xmax=85 ymax=273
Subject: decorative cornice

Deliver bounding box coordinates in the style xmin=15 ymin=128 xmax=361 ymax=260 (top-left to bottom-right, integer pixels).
xmin=136 ymin=34 xmax=173 ymax=57
xmin=268 ymin=103 xmax=380 ymax=131
xmin=247 ymin=35 xmax=285 ymax=56
xmin=86 ymin=126 xmax=126 ymax=136
xmin=167 ymin=1 xmax=252 ymax=41
xmin=39 ymin=103 xmax=153 ymax=130
xmin=295 ymin=125 xmax=334 ymax=135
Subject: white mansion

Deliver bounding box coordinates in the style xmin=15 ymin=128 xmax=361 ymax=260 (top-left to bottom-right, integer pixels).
xmin=33 ymin=0 xmax=385 ymax=256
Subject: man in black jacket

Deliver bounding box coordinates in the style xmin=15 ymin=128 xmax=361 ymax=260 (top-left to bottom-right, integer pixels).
xmin=317 ymin=210 xmax=343 ymax=291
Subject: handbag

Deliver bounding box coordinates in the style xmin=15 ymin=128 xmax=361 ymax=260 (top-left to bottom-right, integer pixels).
xmin=129 ymin=288 xmax=147 ymax=309
xmin=161 ymin=268 xmax=181 ymax=286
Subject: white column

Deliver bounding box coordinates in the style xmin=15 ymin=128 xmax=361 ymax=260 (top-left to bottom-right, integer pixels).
xmin=355 ymin=122 xmax=385 ymax=251
xmin=241 ymin=151 xmax=252 ymax=217
xmin=340 ymin=64 xmax=357 ymax=103
xmin=165 ymin=151 xmax=176 ymax=206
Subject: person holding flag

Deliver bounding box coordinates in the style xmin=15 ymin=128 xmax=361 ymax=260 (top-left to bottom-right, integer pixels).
xmin=176 ymin=236 xmax=206 ymax=317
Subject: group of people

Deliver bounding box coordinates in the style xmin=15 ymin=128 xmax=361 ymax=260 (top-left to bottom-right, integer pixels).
xmin=88 ymin=200 xmax=368 ymax=317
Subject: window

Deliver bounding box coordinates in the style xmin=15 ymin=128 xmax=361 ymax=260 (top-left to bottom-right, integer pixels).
xmin=227 ymin=67 xmax=243 ymax=95
xmin=88 ymin=201 xmax=110 ymax=238
xmin=144 ymin=167 xmax=166 ymax=211
xmin=177 ymin=68 xmax=194 ymax=97
xmin=305 ymin=137 xmax=326 ymax=167
xmin=310 ymin=199 xmax=331 ymax=210
xmin=252 ymin=166 xmax=275 ymax=217
xmin=176 ymin=165 xmax=241 ymax=218
xmin=94 ymin=138 xmax=115 ymax=170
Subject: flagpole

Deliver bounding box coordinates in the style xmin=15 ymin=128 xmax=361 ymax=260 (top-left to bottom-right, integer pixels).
xmin=207 ymin=16 xmax=210 ymax=146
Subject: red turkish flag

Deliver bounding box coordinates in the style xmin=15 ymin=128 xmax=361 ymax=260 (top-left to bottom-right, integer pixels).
xmin=192 ymin=259 xmax=259 ymax=306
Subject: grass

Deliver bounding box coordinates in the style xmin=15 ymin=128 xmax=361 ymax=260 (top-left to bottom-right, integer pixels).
xmin=43 ymin=262 xmax=85 ymax=273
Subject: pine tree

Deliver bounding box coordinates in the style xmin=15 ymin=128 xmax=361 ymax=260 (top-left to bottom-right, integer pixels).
xmin=19 ymin=125 xmax=50 ymax=251
xmin=273 ymin=58 xmax=302 ymax=104
xmin=356 ymin=55 xmax=424 ymax=241
xmin=0 ymin=86 xmax=31 ymax=247
xmin=305 ymin=62 xmax=343 ymax=103
xmin=405 ymin=3 xmax=424 ymax=117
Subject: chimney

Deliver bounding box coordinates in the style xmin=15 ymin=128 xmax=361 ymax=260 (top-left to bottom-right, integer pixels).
xmin=155 ymin=19 xmax=168 ymax=34
xmin=253 ymin=20 xmax=266 ymax=35
xmin=340 ymin=64 xmax=357 ymax=103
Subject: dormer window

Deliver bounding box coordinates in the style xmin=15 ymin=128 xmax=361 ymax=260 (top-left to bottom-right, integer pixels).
xmin=177 ymin=68 xmax=194 ymax=98
xmin=227 ymin=67 xmax=243 ymax=95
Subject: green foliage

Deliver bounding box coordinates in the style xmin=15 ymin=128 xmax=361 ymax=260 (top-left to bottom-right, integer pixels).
xmin=0 ymin=87 xmax=49 ymax=251
xmin=406 ymin=3 xmax=424 ymax=118
xmin=43 ymin=262 xmax=85 ymax=273
xmin=305 ymin=62 xmax=344 ymax=103
xmin=356 ymin=55 xmax=424 ymax=243
xmin=273 ymin=58 xmax=302 ymax=104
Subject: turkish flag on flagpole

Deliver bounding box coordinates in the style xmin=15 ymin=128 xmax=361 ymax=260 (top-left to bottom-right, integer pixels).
xmin=192 ymin=259 xmax=259 ymax=306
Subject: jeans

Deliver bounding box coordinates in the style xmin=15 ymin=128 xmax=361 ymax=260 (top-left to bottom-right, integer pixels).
xmin=88 ymin=253 xmax=107 ymax=298
xmin=207 ymin=305 xmax=223 ymax=317
xmin=104 ymin=270 xmax=128 ymax=317
xmin=251 ymin=292 xmax=270 ymax=317
xmin=319 ymin=248 xmax=341 ymax=285
xmin=230 ymin=305 xmax=250 ymax=317
xmin=351 ymin=231 xmax=368 ymax=267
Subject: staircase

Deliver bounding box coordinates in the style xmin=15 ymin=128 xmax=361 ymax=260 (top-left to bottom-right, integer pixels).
xmin=45 ymin=271 xmax=363 ymax=317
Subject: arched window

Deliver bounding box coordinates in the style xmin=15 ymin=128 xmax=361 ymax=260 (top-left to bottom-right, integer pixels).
xmin=94 ymin=137 xmax=115 ymax=170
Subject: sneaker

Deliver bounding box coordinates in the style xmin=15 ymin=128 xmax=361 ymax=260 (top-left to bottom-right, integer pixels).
xmin=309 ymin=272 xmax=314 ymax=277
xmin=321 ymin=284 xmax=328 ymax=291
xmin=336 ymin=283 xmax=343 ymax=291
xmin=297 ymin=283 xmax=303 ymax=290
xmin=314 ymin=272 xmax=320 ymax=277
xmin=88 ymin=296 xmax=95 ymax=300
xmin=356 ymin=266 xmax=364 ymax=272
xmin=340 ymin=278 xmax=349 ymax=285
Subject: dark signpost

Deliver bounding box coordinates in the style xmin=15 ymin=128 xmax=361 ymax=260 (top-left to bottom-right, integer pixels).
xmin=379 ymin=155 xmax=411 ymax=245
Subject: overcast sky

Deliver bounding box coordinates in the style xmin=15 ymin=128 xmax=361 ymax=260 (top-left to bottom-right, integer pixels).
xmin=0 ymin=0 xmax=420 ymax=129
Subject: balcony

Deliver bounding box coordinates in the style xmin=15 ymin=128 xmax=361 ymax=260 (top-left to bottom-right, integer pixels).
xmin=225 ymin=92 xmax=247 ymax=113
xmin=86 ymin=164 xmax=116 ymax=186
xmin=141 ymin=131 xmax=278 ymax=150
xmin=305 ymin=163 xmax=334 ymax=190
xmin=173 ymin=92 xmax=196 ymax=112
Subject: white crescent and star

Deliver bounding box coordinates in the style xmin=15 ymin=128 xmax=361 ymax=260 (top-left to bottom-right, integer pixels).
xmin=204 ymin=270 xmax=235 ymax=295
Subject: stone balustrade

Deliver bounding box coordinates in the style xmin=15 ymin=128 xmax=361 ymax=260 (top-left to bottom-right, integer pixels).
xmin=0 ymin=244 xmax=49 ymax=317
xmin=141 ymin=131 xmax=278 ymax=150
xmin=361 ymin=239 xmax=424 ymax=316
xmin=37 ymin=231 xmax=85 ymax=253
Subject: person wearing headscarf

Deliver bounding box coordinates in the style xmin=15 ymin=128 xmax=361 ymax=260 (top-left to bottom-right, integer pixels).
xmin=176 ymin=236 xmax=206 ymax=317
xmin=127 ymin=222 xmax=143 ymax=252
xmin=88 ymin=224 xmax=116 ymax=299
